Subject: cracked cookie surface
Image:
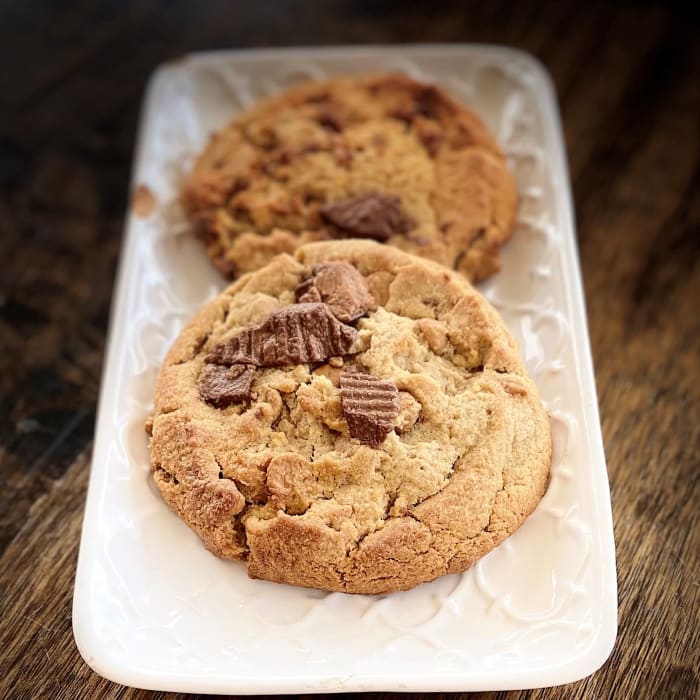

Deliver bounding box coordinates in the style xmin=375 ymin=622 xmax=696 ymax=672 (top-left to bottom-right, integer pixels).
xmin=183 ymin=73 xmax=517 ymax=283
xmin=148 ymin=240 xmax=550 ymax=594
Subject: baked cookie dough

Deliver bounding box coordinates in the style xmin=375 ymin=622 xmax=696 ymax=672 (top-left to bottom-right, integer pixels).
xmin=183 ymin=73 xmax=517 ymax=283
xmin=148 ymin=240 xmax=550 ymax=594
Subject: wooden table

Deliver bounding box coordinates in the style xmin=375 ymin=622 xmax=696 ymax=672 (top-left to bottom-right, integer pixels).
xmin=1 ymin=2 xmax=698 ymax=698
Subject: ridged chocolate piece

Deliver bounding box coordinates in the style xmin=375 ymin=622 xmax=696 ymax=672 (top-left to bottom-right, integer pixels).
xmin=320 ymin=192 xmax=416 ymax=242
xmin=296 ymin=261 xmax=374 ymax=322
xmin=199 ymin=363 xmax=256 ymax=407
xmin=208 ymin=303 xmax=357 ymax=368
xmin=340 ymin=370 xmax=400 ymax=447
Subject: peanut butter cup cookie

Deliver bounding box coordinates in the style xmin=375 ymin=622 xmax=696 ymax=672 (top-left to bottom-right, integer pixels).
xmin=183 ymin=74 xmax=517 ymax=283
xmin=148 ymin=240 xmax=550 ymax=594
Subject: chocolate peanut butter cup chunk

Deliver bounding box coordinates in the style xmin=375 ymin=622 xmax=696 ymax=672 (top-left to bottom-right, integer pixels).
xmin=148 ymin=241 xmax=551 ymax=594
xmin=183 ymin=73 xmax=517 ymax=283
xmin=319 ymin=192 xmax=415 ymax=242
xmin=295 ymin=260 xmax=375 ymax=322
xmin=206 ymin=302 xmax=358 ymax=367
xmin=340 ymin=369 xmax=401 ymax=447
xmin=199 ymin=363 xmax=256 ymax=407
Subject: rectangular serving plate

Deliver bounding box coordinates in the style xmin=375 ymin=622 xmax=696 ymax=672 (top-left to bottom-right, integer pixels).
xmin=73 ymin=45 xmax=617 ymax=693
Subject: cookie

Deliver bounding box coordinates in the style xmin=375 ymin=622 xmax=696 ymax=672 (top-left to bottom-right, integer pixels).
xmin=148 ymin=240 xmax=551 ymax=594
xmin=183 ymin=73 xmax=517 ymax=283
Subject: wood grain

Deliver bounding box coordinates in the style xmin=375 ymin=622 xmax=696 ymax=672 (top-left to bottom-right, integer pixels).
xmin=0 ymin=1 xmax=698 ymax=698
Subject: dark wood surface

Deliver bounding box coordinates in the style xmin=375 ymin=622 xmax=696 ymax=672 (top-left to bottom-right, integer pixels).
xmin=1 ymin=1 xmax=698 ymax=698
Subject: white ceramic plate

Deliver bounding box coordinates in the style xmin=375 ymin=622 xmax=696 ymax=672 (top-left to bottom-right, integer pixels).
xmin=73 ymin=45 xmax=617 ymax=693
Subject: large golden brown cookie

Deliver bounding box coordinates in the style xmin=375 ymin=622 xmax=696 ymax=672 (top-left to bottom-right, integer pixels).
xmin=147 ymin=241 xmax=550 ymax=594
xmin=183 ymin=74 xmax=517 ymax=283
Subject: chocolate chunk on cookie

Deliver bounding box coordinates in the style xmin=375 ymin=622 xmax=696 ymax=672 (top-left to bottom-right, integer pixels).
xmin=340 ymin=369 xmax=400 ymax=447
xmin=320 ymin=192 xmax=415 ymax=242
xmin=296 ymin=261 xmax=375 ymax=322
xmin=207 ymin=303 xmax=357 ymax=367
xmin=199 ymin=363 xmax=256 ymax=407
xmin=183 ymin=74 xmax=517 ymax=283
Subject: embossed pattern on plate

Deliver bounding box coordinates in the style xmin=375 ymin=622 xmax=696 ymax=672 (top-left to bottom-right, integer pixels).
xmin=72 ymin=46 xmax=617 ymax=693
